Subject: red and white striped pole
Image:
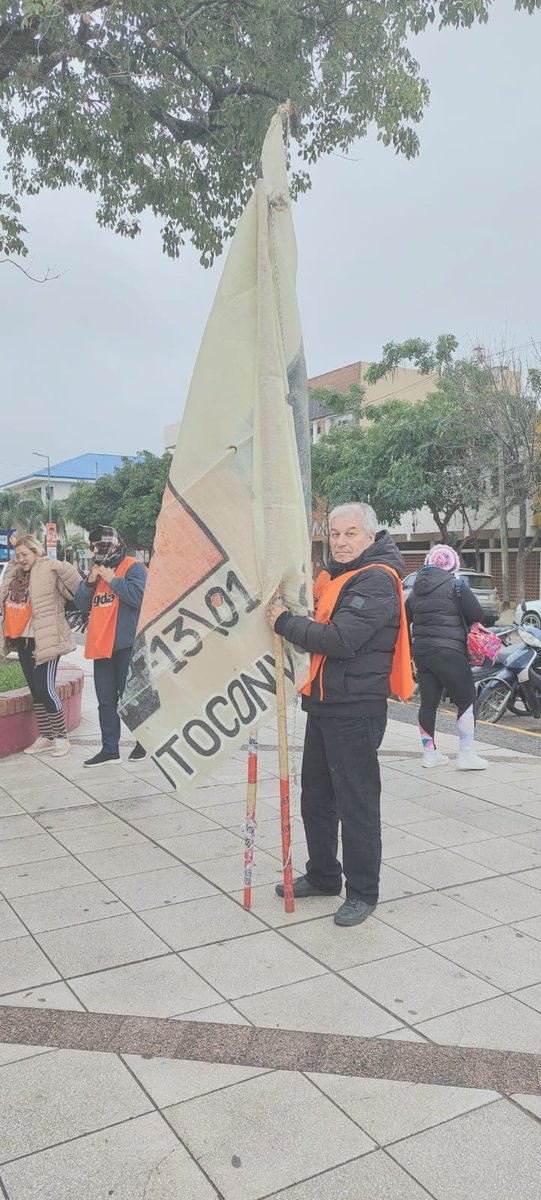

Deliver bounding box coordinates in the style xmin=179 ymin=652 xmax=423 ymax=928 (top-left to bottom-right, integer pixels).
xmin=243 ymin=731 xmax=258 ymax=910
xmin=274 ymin=630 xmax=295 ymax=913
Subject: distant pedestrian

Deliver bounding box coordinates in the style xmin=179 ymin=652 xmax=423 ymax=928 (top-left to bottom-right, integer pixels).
xmin=406 ymin=544 xmax=487 ymax=771
xmin=0 ymin=534 xmax=82 ymax=756
xmin=75 ymin=526 xmax=147 ymax=767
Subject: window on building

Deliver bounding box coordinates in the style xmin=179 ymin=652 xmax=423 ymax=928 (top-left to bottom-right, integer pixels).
xmin=330 ymin=414 xmax=353 ymax=428
xmin=462 ymin=552 xmax=487 ymax=573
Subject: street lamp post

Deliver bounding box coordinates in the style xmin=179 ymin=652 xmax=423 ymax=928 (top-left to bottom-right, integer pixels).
xmin=33 ymin=451 xmax=52 ymax=523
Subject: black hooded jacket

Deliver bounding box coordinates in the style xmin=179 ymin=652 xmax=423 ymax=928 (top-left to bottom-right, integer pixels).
xmin=406 ymin=566 xmax=484 ymax=658
xmin=274 ymin=530 xmax=405 ymax=717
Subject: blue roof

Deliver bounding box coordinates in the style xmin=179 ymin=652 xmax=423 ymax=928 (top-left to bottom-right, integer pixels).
xmin=4 ymin=454 xmax=132 ymax=487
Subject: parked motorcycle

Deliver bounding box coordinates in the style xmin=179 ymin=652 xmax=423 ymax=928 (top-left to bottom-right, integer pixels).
xmin=473 ymin=620 xmax=541 ymax=723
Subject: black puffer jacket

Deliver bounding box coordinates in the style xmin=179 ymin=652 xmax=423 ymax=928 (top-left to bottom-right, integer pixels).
xmin=406 ymin=567 xmax=484 ymax=658
xmin=274 ymin=531 xmax=404 ymax=716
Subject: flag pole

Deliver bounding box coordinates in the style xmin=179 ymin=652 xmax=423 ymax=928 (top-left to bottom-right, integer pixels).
xmin=274 ymin=630 xmax=295 ymax=913
xmin=243 ymin=731 xmax=258 ymax=909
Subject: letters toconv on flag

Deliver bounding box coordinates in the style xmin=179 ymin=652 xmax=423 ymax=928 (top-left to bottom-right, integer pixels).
xmin=120 ymin=107 xmax=313 ymax=790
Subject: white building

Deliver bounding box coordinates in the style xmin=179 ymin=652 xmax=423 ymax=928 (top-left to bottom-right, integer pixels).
xmin=1 ymin=454 xmax=128 ymax=506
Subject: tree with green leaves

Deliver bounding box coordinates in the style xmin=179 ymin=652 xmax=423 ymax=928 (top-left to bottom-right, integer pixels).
xmin=364 ymin=335 xmax=459 ymax=383
xmin=0 ymin=191 xmax=26 ymax=258
xmin=0 ymin=487 xmax=46 ymax=536
xmin=310 ymin=383 xmax=365 ymax=421
xmin=58 ymin=529 xmax=87 ymax=566
xmin=1 ymin=1 xmax=540 ymax=264
xmin=369 ymin=335 xmax=541 ymax=598
xmin=311 ymin=389 xmax=489 ymax=542
xmin=0 ymin=490 xmax=67 ymax=547
xmin=317 ymin=333 xmax=541 ymax=600
xmin=440 ymin=354 xmax=541 ymax=601
xmin=48 ymin=499 xmax=67 ymax=537
xmin=65 ymin=450 xmax=172 ymax=550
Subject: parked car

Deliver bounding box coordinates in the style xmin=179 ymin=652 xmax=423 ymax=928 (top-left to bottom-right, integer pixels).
xmin=514 ymin=598 xmax=541 ymax=629
xmin=402 ymin=569 xmax=501 ymax=624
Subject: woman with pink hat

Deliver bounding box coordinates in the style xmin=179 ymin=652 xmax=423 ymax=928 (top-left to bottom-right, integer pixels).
xmin=406 ymin=544 xmax=487 ymax=770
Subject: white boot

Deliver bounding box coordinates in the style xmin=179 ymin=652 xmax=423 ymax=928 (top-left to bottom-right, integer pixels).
xmin=422 ymin=747 xmax=449 ymax=768
xmin=24 ymin=736 xmax=53 ymax=755
xmin=456 ymin=749 xmax=488 ymax=771
xmin=51 ymin=738 xmax=70 ymax=758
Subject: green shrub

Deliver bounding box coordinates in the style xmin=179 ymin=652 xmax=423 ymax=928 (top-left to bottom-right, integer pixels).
xmin=0 ymin=661 xmax=26 ymax=692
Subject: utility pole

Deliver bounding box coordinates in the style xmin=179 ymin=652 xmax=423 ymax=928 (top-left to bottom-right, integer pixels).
xmin=494 ymin=363 xmax=511 ymax=609
xmin=33 ymin=451 xmax=52 ymax=523
xmin=473 ymin=349 xmax=510 ymax=609
xmin=497 ymin=442 xmax=510 ymax=608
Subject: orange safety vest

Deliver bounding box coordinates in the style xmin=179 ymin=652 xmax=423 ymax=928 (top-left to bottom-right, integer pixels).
xmin=300 ymin=563 xmax=414 ymax=703
xmin=84 ymin=557 xmax=141 ymax=661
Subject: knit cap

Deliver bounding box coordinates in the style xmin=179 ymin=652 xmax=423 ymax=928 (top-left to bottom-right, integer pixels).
xmin=424 ymin=544 xmax=460 ymax=573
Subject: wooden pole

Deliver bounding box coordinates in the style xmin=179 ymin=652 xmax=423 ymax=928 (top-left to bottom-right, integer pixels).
xmin=243 ymin=731 xmax=258 ymax=910
xmin=274 ymin=630 xmax=295 ymax=913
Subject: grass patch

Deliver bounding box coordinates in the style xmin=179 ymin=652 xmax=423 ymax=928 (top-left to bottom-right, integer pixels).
xmin=0 ymin=661 xmax=26 ymax=692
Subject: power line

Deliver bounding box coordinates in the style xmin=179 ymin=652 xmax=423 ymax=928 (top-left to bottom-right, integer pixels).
xmin=473 ymin=338 xmax=541 ymax=362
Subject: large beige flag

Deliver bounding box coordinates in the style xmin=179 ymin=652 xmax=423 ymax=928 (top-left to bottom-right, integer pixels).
xmin=120 ymin=109 xmax=312 ymax=789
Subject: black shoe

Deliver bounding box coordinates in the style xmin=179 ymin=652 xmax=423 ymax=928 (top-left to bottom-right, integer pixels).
xmin=128 ymin=742 xmax=147 ymax=762
xmin=275 ymin=875 xmax=341 ymax=899
xmin=334 ymin=898 xmax=376 ymax=927
xmin=84 ymin=751 xmax=121 ymax=768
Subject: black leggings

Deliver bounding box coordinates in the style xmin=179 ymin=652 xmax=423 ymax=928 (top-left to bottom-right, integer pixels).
xmin=16 ymin=638 xmax=67 ymax=739
xmin=416 ymin=648 xmax=476 ymax=740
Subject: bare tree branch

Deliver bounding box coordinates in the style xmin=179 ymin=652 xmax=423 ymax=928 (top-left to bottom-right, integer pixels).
xmin=0 ymin=258 xmax=60 ymax=283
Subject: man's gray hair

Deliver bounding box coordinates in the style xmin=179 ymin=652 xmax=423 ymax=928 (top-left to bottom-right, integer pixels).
xmin=329 ymin=502 xmax=378 ymax=536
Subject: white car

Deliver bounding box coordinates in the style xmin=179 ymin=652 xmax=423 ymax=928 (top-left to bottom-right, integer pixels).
xmin=514 ymin=599 xmax=541 ymax=629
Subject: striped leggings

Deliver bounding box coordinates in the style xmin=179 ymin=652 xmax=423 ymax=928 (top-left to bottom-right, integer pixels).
xmin=16 ymin=639 xmax=67 ymax=740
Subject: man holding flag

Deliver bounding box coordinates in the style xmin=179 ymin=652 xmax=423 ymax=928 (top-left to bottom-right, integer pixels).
xmin=268 ymin=502 xmax=411 ymax=927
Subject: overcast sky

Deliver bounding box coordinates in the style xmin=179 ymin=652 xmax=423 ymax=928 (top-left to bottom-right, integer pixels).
xmin=2 ymin=2 xmax=540 ymax=487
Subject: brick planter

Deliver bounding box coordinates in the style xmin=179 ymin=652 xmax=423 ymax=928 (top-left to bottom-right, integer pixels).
xmin=0 ymin=662 xmax=84 ymax=757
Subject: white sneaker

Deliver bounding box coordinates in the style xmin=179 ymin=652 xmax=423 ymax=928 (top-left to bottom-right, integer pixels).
xmin=51 ymin=738 xmax=70 ymax=758
xmin=24 ymin=737 xmax=53 ymax=755
xmin=422 ymin=748 xmax=449 ymax=768
xmin=456 ymin=750 xmax=488 ymax=771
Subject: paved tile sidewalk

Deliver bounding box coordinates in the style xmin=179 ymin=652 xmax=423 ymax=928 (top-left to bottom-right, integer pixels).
xmin=1 ymin=648 xmax=541 ymax=1197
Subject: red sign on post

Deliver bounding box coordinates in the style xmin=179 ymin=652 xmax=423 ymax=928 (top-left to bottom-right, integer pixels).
xmin=45 ymin=522 xmax=57 ymax=560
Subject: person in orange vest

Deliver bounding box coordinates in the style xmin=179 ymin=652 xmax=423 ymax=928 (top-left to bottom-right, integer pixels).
xmin=0 ymin=534 xmax=82 ymax=757
xmin=75 ymin=526 xmax=147 ymax=767
xmin=268 ymin=502 xmax=410 ymax=928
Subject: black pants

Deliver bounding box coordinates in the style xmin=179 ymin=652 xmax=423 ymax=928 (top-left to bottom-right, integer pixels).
xmin=301 ymin=711 xmax=387 ymax=903
xmin=416 ymin=648 xmax=476 ymax=740
xmin=16 ymin=638 xmax=66 ymax=739
xmin=94 ymin=647 xmax=133 ymax=754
